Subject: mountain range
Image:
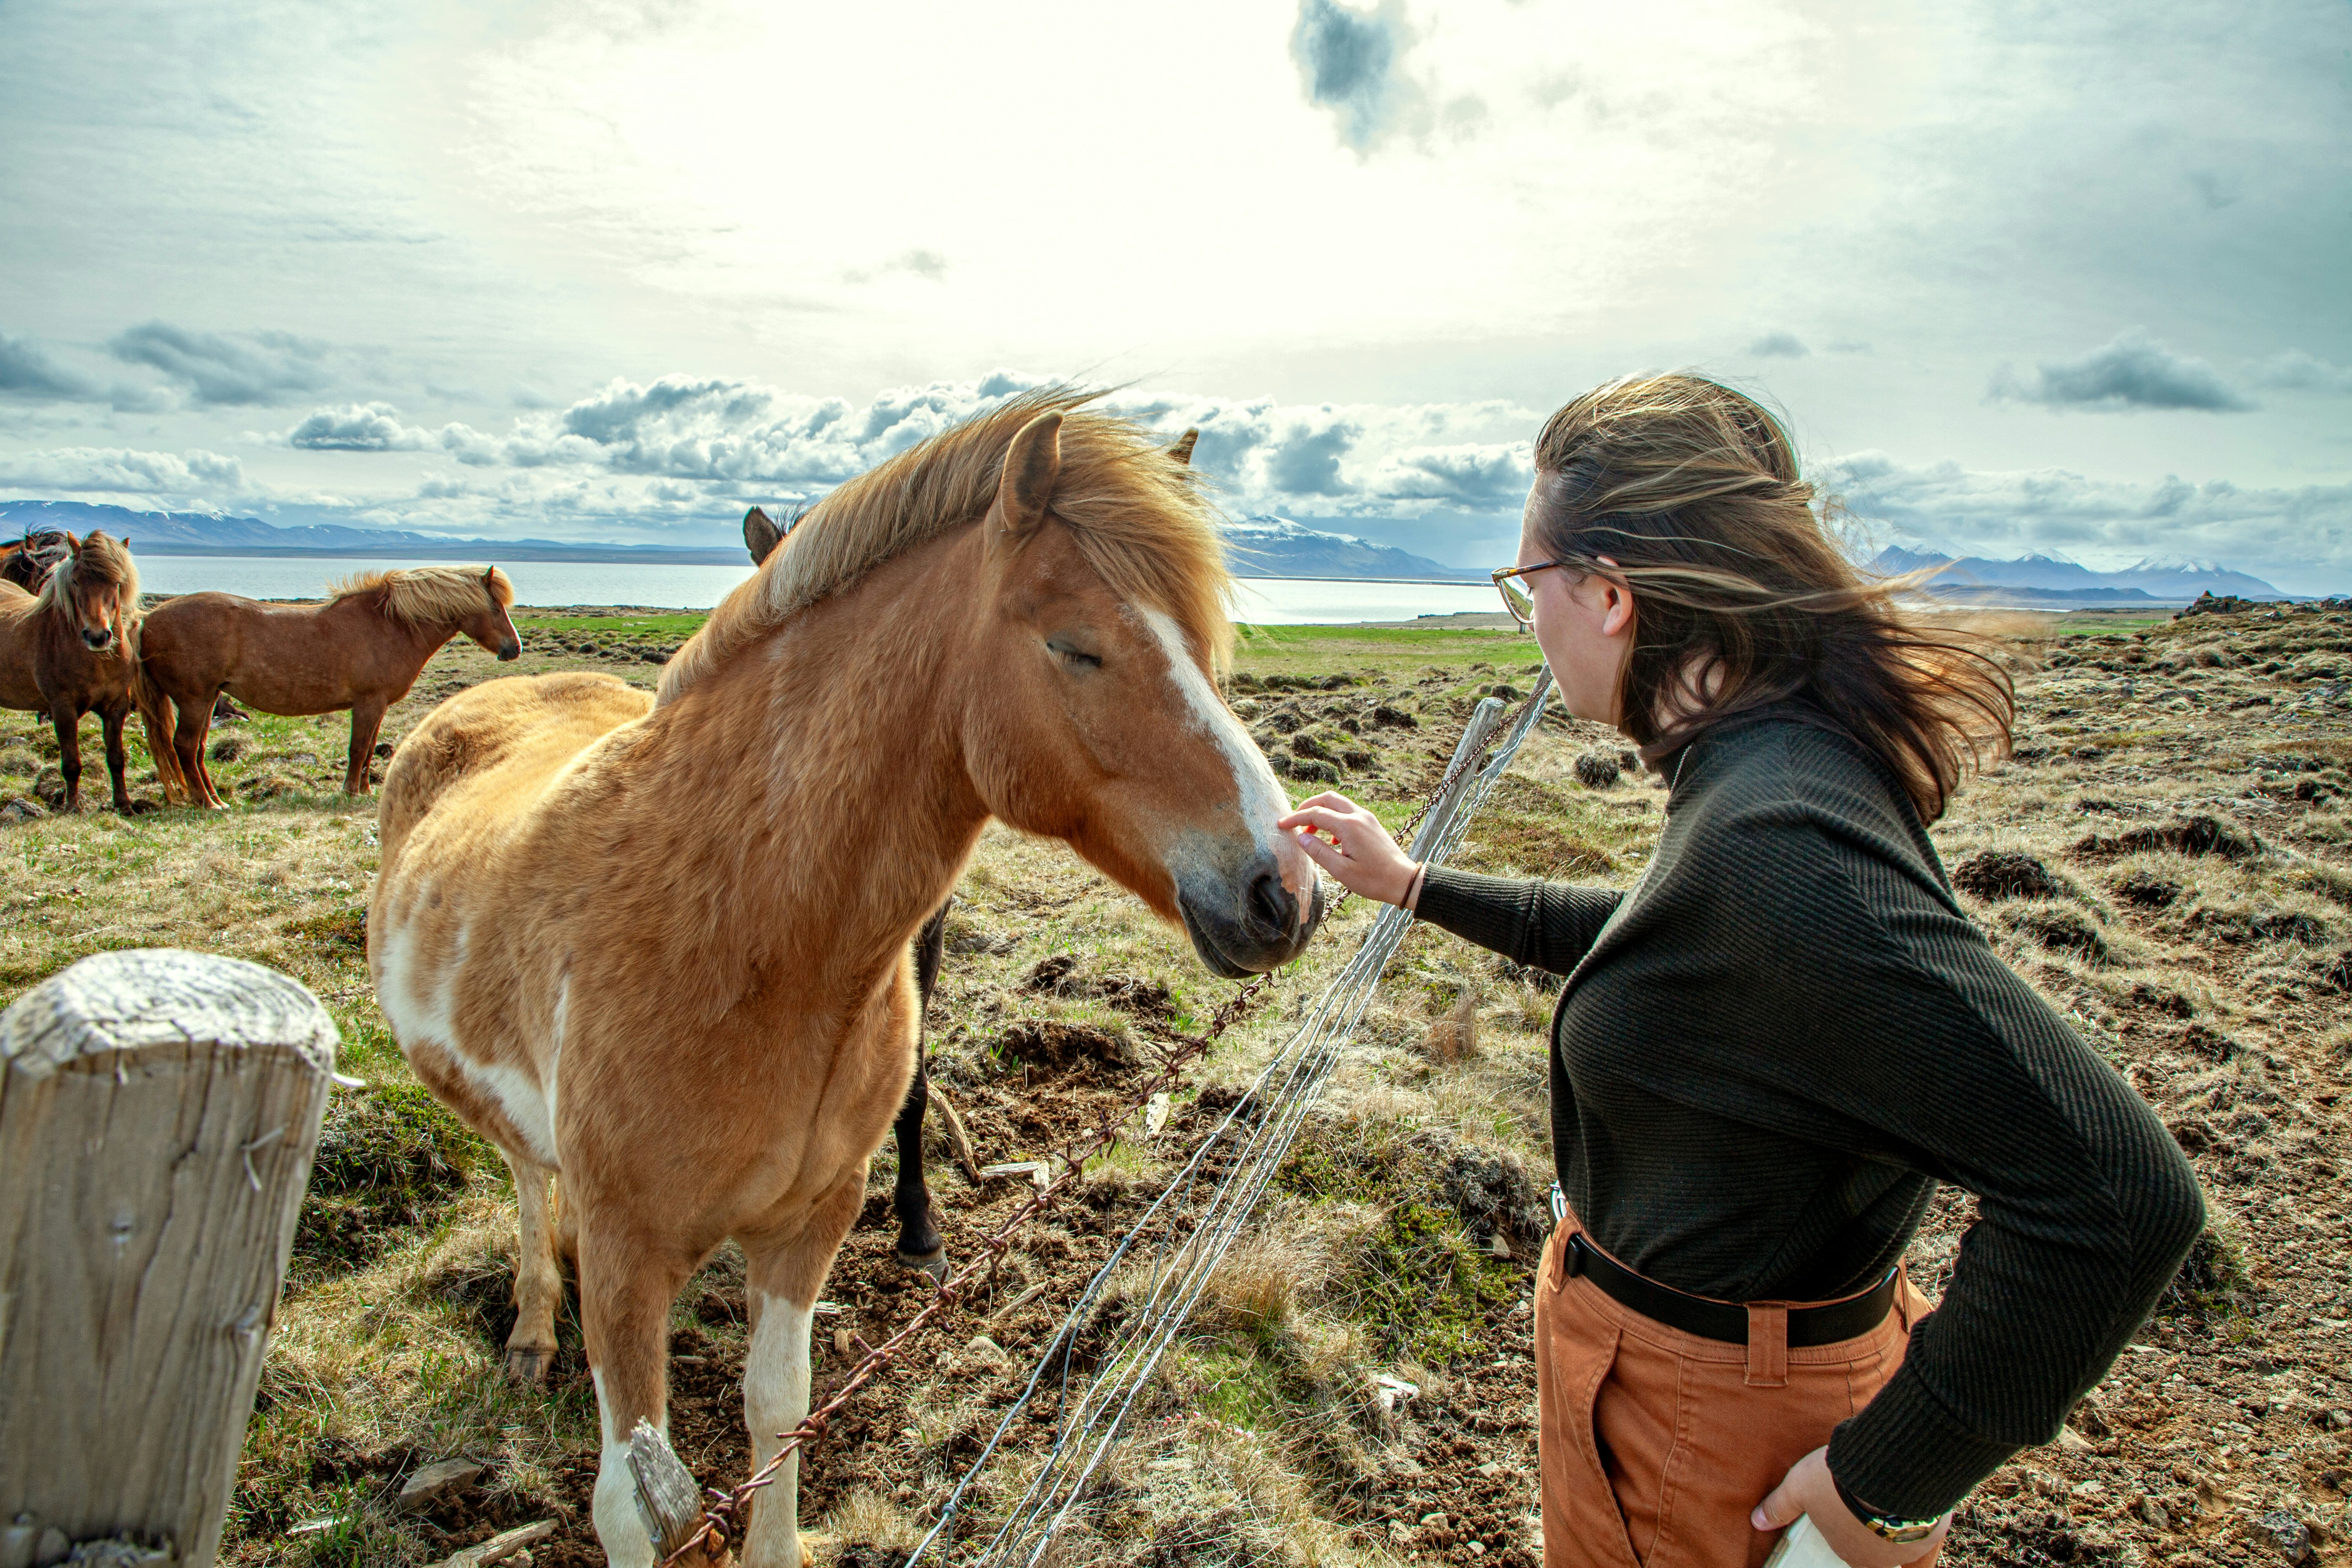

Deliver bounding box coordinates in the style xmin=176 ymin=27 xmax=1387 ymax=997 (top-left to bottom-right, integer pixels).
xmin=0 ymin=499 xmax=1486 ymax=582
xmin=1869 ymin=546 xmax=2288 ymax=605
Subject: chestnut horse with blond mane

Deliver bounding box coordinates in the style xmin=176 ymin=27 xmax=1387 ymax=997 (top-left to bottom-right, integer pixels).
xmin=137 ymin=565 xmax=521 ymax=807
xmin=0 ymin=531 xmax=147 ymax=812
xmin=369 ymin=391 xmax=1323 ymax=1568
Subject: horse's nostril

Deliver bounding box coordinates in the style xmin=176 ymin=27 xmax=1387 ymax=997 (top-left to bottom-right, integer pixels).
xmin=1246 ymin=867 xmax=1295 ymax=941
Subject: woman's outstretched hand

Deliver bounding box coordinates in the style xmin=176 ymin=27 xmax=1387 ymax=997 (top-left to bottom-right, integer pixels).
xmin=1278 ymin=792 xmax=1424 ymax=908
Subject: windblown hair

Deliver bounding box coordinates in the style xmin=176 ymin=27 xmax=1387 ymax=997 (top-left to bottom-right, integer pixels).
xmin=37 ymin=529 xmax=141 ymax=629
xmin=660 ymin=387 xmax=1231 ymax=707
xmin=1526 ymin=374 xmax=2012 ymax=823
xmin=330 ymin=565 xmax=515 ymax=625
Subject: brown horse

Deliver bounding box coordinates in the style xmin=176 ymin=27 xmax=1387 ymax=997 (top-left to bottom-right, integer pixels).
xmin=753 ymin=428 xmax=1208 ymax=1284
xmin=0 ymin=529 xmax=74 ymax=594
xmin=137 ymin=566 xmax=521 ymax=807
xmin=0 ymin=531 xmax=146 ymax=812
xmin=369 ymin=393 xmax=1320 ymax=1568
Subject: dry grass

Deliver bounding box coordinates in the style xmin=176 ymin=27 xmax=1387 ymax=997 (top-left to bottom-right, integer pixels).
xmin=9 ymin=605 xmax=2350 ymax=1565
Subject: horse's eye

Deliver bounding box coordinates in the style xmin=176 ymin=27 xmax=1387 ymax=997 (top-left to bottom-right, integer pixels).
xmin=1045 ymin=639 xmax=1102 ymax=670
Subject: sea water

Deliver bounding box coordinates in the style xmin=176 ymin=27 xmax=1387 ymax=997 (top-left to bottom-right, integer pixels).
xmin=132 ymin=555 xmax=1502 ymax=626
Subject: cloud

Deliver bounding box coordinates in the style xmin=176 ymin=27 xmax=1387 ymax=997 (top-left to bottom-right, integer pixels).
xmin=1746 ymin=332 xmax=1810 ymax=358
xmin=0 ymin=446 xmax=248 ymax=496
xmin=285 ymin=402 xmax=437 ymax=451
xmin=0 ymin=333 xmax=103 ymax=400
xmin=2250 ymin=349 xmax=2352 ymax=395
xmin=1988 ymin=328 xmax=2257 ymax=413
xmin=1821 ymin=449 xmax=2350 ymax=588
xmin=1290 ymin=0 xmax=1430 ymax=153
xmin=842 ymin=248 xmax=949 ymax=284
xmin=108 ymin=321 xmax=335 ymax=405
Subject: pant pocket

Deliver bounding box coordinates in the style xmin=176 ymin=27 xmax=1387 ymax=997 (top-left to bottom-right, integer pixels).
xmin=1538 ymin=1278 xmax=1648 ymax=1568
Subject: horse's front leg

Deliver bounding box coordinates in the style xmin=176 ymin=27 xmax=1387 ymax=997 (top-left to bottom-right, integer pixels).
xmin=893 ymin=901 xmax=951 ymax=1277
xmin=740 ymin=1170 xmax=867 ymax=1568
xmin=345 ymin=695 xmax=389 ymax=795
xmin=581 ymin=1218 xmax=698 ymax=1568
xmin=100 ymin=704 xmax=132 ymax=812
xmin=48 ymin=701 xmax=82 ymax=812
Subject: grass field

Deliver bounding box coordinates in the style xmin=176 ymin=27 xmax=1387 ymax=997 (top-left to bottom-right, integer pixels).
xmin=3 ymin=601 xmax=2349 ymax=1567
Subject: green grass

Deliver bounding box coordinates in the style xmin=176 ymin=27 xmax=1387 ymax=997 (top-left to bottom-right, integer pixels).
xmin=1232 ymin=621 xmax=1540 ymax=681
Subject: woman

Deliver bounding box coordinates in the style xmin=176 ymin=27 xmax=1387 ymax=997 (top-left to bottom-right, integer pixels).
xmin=1279 ymin=375 xmax=2202 ymax=1568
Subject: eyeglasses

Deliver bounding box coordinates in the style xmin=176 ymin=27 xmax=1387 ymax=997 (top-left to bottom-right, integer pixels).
xmin=1490 ymin=561 xmax=1569 ymax=631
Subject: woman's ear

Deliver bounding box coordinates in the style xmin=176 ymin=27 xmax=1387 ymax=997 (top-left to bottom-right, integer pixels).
xmin=1593 ymin=556 xmax=1636 ymax=639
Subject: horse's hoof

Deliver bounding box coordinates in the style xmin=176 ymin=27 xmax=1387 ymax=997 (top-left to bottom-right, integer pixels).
xmin=504 ymin=1345 xmax=554 ymax=1384
xmin=897 ymin=1247 xmax=949 ymax=1284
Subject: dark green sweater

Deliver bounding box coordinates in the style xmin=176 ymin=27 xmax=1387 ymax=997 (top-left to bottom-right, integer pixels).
xmin=1416 ymin=711 xmax=2203 ymax=1518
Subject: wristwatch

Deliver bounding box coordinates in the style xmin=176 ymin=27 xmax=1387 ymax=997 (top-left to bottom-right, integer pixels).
xmin=1831 ymin=1472 xmax=1943 ymax=1546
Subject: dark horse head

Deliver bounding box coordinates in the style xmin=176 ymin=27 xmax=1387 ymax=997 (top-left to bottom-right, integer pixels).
xmin=2 ymin=529 xmax=74 ymax=595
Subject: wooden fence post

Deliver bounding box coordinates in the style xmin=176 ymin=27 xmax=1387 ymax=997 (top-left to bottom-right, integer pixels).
xmin=0 ymin=949 xmax=339 ymax=1568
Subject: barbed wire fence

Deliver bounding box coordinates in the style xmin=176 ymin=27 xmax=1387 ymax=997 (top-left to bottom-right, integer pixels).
xmin=645 ymin=670 xmax=1557 ymax=1566
xmin=907 ymin=673 xmax=1555 ymax=1568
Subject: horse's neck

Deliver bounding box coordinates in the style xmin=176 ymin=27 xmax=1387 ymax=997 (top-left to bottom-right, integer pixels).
xmin=637 ymin=546 xmax=988 ymax=990
xmin=342 ymin=597 xmax=449 ymax=668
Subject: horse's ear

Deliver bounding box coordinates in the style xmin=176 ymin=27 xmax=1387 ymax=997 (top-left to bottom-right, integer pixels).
xmin=743 ymin=505 xmax=783 ymax=565
xmin=995 ymin=410 xmax=1063 ymax=541
xmin=1167 ymin=428 xmax=1199 ymax=467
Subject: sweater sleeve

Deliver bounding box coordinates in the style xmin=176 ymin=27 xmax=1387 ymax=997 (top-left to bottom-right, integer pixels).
xmin=1411 ymin=867 xmax=1623 ymax=973
xmin=1761 ymin=827 xmax=2207 ymax=1517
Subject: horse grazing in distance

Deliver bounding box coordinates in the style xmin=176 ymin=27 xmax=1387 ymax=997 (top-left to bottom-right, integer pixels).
xmin=0 ymin=529 xmax=73 ymax=594
xmin=371 ymin=394 xmax=1318 ymax=1568
xmin=0 ymin=531 xmax=147 ymax=812
xmin=740 ymin=428 xmax=1207 ymax=1286
xmin=137 ymin=566 xmax=521 ymax=807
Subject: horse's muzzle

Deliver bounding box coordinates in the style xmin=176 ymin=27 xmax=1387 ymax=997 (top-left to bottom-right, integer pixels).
xmin=1176 ymin=858 xmax=1326 ymax=977
xmin=498 ymin=641 xmax=521 ymax=662
xmin=82 ymin=629 xmax=114 ymax=651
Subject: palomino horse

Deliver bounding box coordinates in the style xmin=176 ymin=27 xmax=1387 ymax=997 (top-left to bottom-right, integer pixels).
xmin=0 ymin=531 xmax=146 ymax=812
xmin=0 ymin=529 xmax=73 ymax=594
xmin=370 ymin=392 xmax=1322 ymax=1568
xmin=136 ymin=566 xmax=521 ymax=807
xmin=740 ymin=426 xmax=1210 ymax=1284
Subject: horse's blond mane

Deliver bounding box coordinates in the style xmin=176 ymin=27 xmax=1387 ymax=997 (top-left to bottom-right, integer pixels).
xmin=658 ymin=388 xmax=1233 ymax=707
xmin=330 ymin=565 xmax=515 ymax=625
xmin=37 ymin=530 xmax=141 ymax=629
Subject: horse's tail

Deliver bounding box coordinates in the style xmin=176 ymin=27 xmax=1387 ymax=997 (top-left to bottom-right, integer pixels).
xmin=126 ymin=632 xmax=189 ymax=805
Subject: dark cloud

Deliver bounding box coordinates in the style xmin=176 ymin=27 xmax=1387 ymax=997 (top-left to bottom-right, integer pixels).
xmin=2251 ymin=349 xmax=2352 ymax=395
xmin=1988 ymin=328 xmax=2257 ymax=413
xmin=1746 ymin=332 xmax=1810 ymax=358
xmin=286 ymin=401 xmax=433 ymax=451
xmin=1291 ymin=0 xmax=1427 ymax=153
xmin=108 ymin=321 xmax=334 ymax=405
xmin=0 ymin=333 xmax=102 ymax=400
xmin=1266 ymin=419 xmax=1358 ymax=496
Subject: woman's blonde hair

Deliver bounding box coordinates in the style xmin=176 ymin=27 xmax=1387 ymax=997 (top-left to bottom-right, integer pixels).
xmin=1527 ymin=373 xmax=2012 ymax=823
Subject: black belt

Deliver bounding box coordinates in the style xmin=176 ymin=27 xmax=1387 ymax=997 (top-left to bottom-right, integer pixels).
xmin=1560 ymin=1232 xmax=1900 ymax=1348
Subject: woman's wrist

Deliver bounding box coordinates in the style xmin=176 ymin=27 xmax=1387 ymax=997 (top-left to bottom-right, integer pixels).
xmin=1402 ymin=861 xmax=1427 ymax=910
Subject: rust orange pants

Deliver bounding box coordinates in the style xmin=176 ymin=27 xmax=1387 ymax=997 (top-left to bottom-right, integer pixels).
xmin=1534 ymin=1221 xmax=1942 ymax=1568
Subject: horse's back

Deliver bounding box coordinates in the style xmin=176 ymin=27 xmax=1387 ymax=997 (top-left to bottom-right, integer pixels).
xmin=378 ymin=671 xmax=652 ymax=862
xmin=0 ymin=589 xmax=41 ymax=709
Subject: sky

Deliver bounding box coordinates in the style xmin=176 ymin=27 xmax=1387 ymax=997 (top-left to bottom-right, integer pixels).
xmin=2 ymin=0 xmax=2347 ymax=591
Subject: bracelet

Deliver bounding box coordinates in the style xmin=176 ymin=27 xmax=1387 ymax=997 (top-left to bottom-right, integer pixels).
xmin=1403 ymin=863 xmax=1427 ymax=909
xmin=1830 ymin=1470 xmax=1942 ymax=1546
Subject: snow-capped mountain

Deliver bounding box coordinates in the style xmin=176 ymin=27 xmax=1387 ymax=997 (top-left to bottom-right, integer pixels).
xmin=1869 ymin=545 xmax=2287 ymax=603
xmin=1218 ymin=516 xmax=1485 ymax=581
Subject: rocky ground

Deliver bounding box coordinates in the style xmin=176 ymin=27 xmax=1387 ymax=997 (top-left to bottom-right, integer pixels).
xmin=2 ymin=599 xmax=2347 ymax=1568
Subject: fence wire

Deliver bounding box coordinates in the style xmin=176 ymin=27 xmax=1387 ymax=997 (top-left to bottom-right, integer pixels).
xmin=908 ymin=670 xmax=1555 ymax=1568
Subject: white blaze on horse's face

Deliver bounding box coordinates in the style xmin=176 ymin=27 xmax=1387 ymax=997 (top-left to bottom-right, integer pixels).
xmin=1133 ymin=605 xmax=1326 ymax=976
